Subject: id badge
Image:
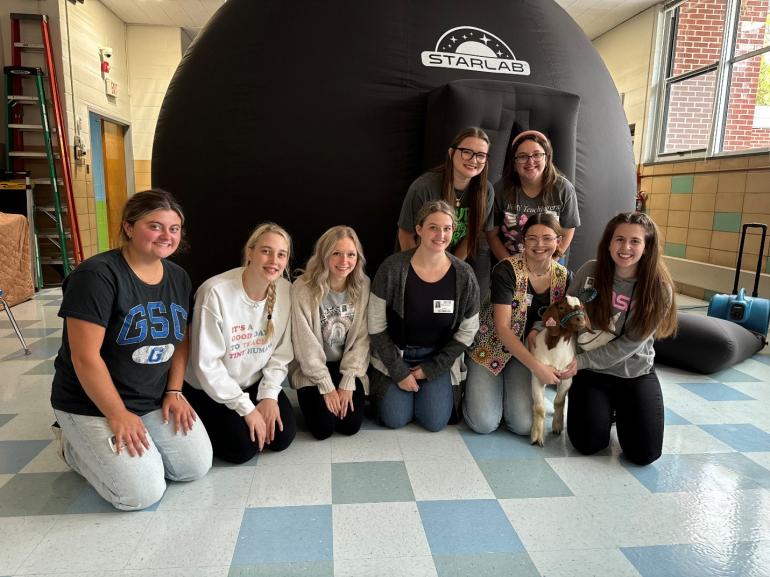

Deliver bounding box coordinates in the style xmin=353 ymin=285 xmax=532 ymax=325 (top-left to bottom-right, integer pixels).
xmin=433 ymin=299 xmax=454 ymax=314
xmin=525 ymin=294 xmax=533 ymax=307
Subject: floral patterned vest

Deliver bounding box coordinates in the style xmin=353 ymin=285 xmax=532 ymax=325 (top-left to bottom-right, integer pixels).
xmin=469 ymin=253 xmax=568 ymax=375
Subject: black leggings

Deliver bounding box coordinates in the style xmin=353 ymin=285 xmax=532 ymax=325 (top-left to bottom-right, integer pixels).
xmin=296 ymin=362 xmax=365 ymax=440
xmin=566 ymin=369 xmax=664 ymax=465
xmin=184 ymin=383 xmax=296 ymax=464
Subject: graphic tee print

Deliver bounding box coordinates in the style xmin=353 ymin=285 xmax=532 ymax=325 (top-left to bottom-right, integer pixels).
xmin=320 ymin=290 xmax=355 ymax=362
xmin=499 ymin=204 xmax=560 ymax=254
xmin=227 ymin=321 xmax=271 ymax=360
xmin=453 ymin=206 xmax=469 ymax=247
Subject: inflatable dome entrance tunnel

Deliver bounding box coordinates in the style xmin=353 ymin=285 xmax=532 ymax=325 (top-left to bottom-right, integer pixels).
xmin=153 ymin=0 xmax=635 ymax=285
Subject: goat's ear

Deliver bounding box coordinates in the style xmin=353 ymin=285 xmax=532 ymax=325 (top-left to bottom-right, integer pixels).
xmin=543 ymin=307 xmax=560 ymax=336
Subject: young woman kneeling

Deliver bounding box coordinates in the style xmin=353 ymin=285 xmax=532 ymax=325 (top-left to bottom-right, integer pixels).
xmin=185 ymin=223 xmax=297 ymax=463
xmin=291 ymin=226 xmax=370 ymax=440
xmin=465 ymin=213 xmax=570 ymax=435
xmin=370 ymin=201 xmax=479 ymax=432
xmin=51 ymin=190 xmax=212 ymax=510
xmin=560 ymin=212 xmax=676 ymax=465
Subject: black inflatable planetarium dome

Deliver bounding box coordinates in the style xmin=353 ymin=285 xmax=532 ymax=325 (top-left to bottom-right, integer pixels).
xmin=153 ymin=0 xmax=635 ymax=287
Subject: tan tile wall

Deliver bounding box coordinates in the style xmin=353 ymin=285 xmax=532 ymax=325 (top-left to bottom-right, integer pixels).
xmin=134 ymin=160 xmax=151 ymax=193
xmin=640 ymin=155 xmax=770 ymax=288
xmin=71 ymin=158 xmax=98 ymax=259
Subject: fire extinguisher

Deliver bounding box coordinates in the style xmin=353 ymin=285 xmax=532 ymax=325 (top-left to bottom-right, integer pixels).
xmin=636 ymin=189 xmax=647 ymax=212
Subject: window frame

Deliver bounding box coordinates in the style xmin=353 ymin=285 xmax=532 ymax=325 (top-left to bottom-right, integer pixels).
xmin=649 ymin=0 xmax=770 ymax=161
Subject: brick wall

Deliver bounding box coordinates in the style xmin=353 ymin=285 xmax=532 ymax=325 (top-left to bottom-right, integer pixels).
xmin=665 ymin=0 xmax=770 ymax=153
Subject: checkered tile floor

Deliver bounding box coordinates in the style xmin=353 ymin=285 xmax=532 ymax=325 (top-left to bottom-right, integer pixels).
xmin=1 ymin=290 xmax=769 ymax=576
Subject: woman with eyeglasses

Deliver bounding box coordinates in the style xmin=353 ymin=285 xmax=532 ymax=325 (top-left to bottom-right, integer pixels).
xmin=464 ymin=212 xmax=571 ymax=436
xmin=558 ymin=212 xmax=676 ymax=465
xmin=371 ymin=200 xmax=480 ymax=432
xmin=397 ymin=127 xmax=496 ymax=300
xmin=488 ymin=131 xmax=580 ymax=261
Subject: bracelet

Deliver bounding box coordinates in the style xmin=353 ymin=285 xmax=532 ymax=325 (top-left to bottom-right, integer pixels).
xmin=164 ymin=390 xmax=185 ymax=401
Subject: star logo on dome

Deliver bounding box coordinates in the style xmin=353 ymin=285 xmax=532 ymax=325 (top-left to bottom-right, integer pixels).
xmin=421 ymin=25 xmax=530 ymax=76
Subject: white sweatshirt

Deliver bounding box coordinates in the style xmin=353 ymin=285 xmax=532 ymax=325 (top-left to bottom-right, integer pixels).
xmin=186 ymin=267 xmax=293 ymax=416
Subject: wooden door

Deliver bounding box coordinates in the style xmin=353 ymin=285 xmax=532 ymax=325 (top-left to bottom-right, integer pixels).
xmin=102 ymin=120 xmax=128 ymax=248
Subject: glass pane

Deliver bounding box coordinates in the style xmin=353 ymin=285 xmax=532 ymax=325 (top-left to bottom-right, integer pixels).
xmin=670 ymin=0 xmax=726 ymax=76
xmin=662 ymin=70 xmax=717 ymax=153
xmin=723 ymin=52 xmax=770 ymax=151
xmin=735 ymin=0 xmax=770 ymax=57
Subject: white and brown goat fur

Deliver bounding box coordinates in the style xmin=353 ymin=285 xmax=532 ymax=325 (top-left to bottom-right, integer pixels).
xmin=529 ymin=295 xmax=587 ymax=446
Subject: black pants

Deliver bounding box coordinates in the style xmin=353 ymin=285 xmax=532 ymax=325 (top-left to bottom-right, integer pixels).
xmin=296 ymin=362 xmax=365 ymax=440
xmin=184 ymin=383 xmax=296 ymax=464
xmin=566 ymin=369 xmax=664 ymax=466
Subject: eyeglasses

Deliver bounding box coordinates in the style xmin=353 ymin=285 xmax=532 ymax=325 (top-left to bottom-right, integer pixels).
xmin=524 ymin=235 xmax=559 ymax=244
xmin=455 ymin=147 xmax=488 ymax=164
xmin=514 ymin=152 xmax=546 ymax=164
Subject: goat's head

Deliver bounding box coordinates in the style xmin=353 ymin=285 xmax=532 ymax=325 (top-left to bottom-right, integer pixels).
xmin=542 ymin=295 xmax=587 ymax=337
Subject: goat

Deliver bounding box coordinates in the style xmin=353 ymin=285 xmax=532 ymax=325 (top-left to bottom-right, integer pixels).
xmin=529 ymin=295 xmax=587 ymax=446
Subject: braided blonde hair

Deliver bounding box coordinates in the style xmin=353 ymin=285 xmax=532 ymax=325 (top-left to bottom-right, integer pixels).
xmin=242 ymin=222 xmax=292 ymax=342
xmin=264 ymin=281 xmax=278 ymax=341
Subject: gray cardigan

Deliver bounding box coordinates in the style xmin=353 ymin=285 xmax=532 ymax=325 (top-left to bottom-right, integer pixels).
xmin=368 ymin=248 xmax=480 ymax=385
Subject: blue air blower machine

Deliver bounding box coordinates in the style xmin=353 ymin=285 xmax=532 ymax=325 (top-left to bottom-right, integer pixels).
xmin=707 ymin=223 xmax=770 ymax=338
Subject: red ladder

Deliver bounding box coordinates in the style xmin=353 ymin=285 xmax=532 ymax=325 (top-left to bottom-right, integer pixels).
xmin=10 ymin=12 xmax=83 ymax=272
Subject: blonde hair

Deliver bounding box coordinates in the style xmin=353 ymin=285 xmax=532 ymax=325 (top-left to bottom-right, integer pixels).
xmin=297 ymin=226 xmax=367 ymax=306
xmin=242 ymin=222 xmax=292 ymax=341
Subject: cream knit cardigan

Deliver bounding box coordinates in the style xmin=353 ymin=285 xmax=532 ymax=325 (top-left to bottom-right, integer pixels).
xmin=289 ymin=276 xmax=371 ymax=394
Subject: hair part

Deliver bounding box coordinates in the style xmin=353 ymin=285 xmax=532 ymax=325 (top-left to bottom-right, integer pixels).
xmin=520 ymin=212 xmax=565 ymax=260
xmin=432 ymin=126 xmax=490 ymax=257
xmin=298 ymin=225 xmax=367 ymax=306
xmin=415 ymin=199 xmax=457 ymax=231
xmin=119 ymin=188 xmax=187 ymax=251
xmin=588 ymin=212 xmax=677 ymax=339
xmin=242 ymin=222 xmax=293 ymax=341
xmin=501 ymin=130 xmax=564 ymax=207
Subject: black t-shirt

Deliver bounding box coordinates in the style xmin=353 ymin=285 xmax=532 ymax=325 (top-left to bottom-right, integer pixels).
xmin=51 ymin=249 xmax=192 ymax=416
xmin=402 ymin=264 xmax=457 ymax=347
xmin=491 ymin=260 xmax=572 ymax=336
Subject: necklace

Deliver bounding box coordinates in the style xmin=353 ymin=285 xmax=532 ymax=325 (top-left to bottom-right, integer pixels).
xmin=454 ymin=188 xmax=465 ymax=208
xmin=525 ymin=257 xmax=551 ymax=278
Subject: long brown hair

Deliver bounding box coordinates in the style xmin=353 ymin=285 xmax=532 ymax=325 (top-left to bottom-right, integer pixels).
xmin=588 ymin=212 xmax=677 ymax=339
xmin=431 ymin=127 xmax=490 ymax=257
xmin=501 ymin=131 xmax=563 ymax=207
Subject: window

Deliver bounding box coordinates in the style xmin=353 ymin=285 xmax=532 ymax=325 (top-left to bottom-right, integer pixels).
xmin=654 ymin=0 xmax=770 ymax=157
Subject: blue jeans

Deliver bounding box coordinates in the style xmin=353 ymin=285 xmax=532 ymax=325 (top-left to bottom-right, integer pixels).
xmin=377 ymin=347 xmax=454 ymax=432
xmin=54 ymin=408 xmax=213 ymax=511
xmin=463 ymin=357 xmax=533 ymax=435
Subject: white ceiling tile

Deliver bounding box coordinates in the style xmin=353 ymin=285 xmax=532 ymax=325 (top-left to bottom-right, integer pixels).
xmin=98 ymin=0 xmax=660 ymax=40
xmin=161 ymin=1 xmax=195 ymax=28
